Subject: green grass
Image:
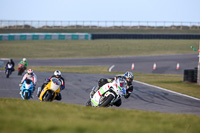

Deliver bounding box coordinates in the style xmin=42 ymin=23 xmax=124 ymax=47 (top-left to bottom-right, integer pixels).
xmin=0 ymin=40 xmax=199 ymax=59
xmin=0 ymin=98 xmax=199 ymax=133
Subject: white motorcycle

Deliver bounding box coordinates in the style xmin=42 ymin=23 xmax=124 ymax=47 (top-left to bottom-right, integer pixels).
xmin=88 ymin=78 xmax=127 ymax=107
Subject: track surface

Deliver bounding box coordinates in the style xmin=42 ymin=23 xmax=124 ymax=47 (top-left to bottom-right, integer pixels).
xmin=8 ymin=54 xmax=198 ymax=74
xmin=1 ymin=54 xmax=200 ymax=116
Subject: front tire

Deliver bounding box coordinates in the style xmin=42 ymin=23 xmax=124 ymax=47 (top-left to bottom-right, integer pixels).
xmin=6 ymin=72 xmax=9 ymax=78
xmin=43 ymin=91 xmax=54 ymax=102
xmin=99 ymin=95 xmax=114 ymax=107
xmin=24 ymin=92 xmax=29 ymax=100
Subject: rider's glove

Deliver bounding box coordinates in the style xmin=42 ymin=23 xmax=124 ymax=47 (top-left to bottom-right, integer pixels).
xmin=19 ymin=83 xmax=22 ymax=87
xmin=61 ymin=86 xmax=65 ymax=90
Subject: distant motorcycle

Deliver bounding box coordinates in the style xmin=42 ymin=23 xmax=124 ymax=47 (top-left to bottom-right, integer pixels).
xmin=38 ymin=78 xmax=61 ymax=102
xmin=5 ymin=63 xmax=13 ymax=78
xmin=20 ymin=79 xmax=34 ymax=100
xmin=18 ymin=63 xmax=25 ymax=75
xmin=87 ymin=78 xmax=127 ymax=107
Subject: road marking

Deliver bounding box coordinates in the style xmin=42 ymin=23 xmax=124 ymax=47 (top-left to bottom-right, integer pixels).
xmin=134 ymin=80 xmax=200 ymax=101
xmin=109 ymin=65 xmax=115 ymax=72
xmin=0 ymin=58 xmax=9 ymax=60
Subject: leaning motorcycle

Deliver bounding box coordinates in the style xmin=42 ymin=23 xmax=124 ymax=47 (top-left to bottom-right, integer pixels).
xmin=38 ymin=78 xmax=61 ymax=102
xmin=20 ymin=79 xmax=34 ymax=100
xmin=18 ymin=63 xmax=25 ymax=75
xmin=5 ymin=63 xmax=13 ymax=78
xmin=88 ymin=78 xmax=127 ymax=107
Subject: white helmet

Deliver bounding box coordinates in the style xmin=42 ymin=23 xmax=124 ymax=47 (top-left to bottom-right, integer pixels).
xmin=54 ymin=70 xmax=61 ymax=77
xmin=124 ymin=71 xmax=134 ymax=81
xmin=23 ymin=58 xmax=26 ymax=62
xmin=28 ymin=69 xmax=33 ymax=75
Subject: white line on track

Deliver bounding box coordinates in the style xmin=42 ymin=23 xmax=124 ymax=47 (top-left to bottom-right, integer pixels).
xmin=109 ymin=65 xmax=115 ymax=72
xmin=134 ymin=80 xmax=200 ymax=101
xmin=0 ymin=58 xmax=9 ymax=60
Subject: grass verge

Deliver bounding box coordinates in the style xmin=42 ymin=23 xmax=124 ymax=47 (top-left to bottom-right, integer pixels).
xmin=0 ymin=40 xmax=199 ymax=59
xmin=0 ymin=98 xmax=199 ymax=133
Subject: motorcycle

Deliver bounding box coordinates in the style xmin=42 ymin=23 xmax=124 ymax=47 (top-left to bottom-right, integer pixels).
xmin=18 ymin=63 xmax=25 ymax=75
xmin=20 ymin=79 xmax=34 ymax=100
xmin=88 ymin=78 xmax=127 ymax=107
xmin=38 ymin=78 xmax=61 ymax=102
xmin=5 ymin=63 xmax=13 ymax=78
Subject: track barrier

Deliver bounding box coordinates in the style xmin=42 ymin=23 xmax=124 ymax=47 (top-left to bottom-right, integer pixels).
xmin=0 ymin=33 xmax=91 ymax=41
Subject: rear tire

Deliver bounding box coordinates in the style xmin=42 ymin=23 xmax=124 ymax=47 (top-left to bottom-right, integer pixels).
xmin=99 ymin=95 xmax=114 ymax=107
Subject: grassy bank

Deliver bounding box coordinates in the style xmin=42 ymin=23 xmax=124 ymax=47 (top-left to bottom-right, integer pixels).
xmin=0 ymin=40 xmax=199 ymax=59
xmin=0 ymin=98 xmax=199 ymax=133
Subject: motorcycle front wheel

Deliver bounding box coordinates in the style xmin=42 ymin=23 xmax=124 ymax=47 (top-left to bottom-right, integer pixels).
xmin=99 ymin=95 xmax=114 ymax=107
xmin=43 ymin=91 xmax=54 ymax=102
xmin=24 ymin=92 xmax=29 ymax=100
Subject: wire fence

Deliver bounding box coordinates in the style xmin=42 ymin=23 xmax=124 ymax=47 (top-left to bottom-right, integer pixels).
xmin=0 ymin=20 xmax=200 ymax=29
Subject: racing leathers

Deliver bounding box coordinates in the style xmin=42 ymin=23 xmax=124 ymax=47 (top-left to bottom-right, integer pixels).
xmin=5 ymin=60 xmax=15 ymax=73
xmin=20 ymin=72 xmax=37 ymax=92
xmin=18 ymin=60 xmax=28 ymax=70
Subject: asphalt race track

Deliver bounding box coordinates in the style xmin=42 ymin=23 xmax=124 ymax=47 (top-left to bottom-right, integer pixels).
xmin=6 ymin=53 xmax=198 ymax=74
xmin=0 ymin=54 xmax=200 ymax=116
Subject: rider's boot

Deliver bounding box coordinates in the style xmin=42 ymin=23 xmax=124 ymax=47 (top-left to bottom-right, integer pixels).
xmin=36 ymin=87 xmax=41 ymax=97
xmin=90 ymin=86 xmax=98 ymax=98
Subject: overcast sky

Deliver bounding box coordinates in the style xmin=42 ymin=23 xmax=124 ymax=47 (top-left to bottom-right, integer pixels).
xmin=0 ymin=0 xmax=199 ymax=22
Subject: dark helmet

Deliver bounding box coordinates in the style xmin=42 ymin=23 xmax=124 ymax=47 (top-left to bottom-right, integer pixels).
xmin=98 ymin=78 xmax=108 ymax=87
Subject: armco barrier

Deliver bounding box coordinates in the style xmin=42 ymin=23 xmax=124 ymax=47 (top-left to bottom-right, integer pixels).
xmin=0 ymin=33 xmax=91 ymax=41
xmin=91 ymin=33 xmax=200 ymax=39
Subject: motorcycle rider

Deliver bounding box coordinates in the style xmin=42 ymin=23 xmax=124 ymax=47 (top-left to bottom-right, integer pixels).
xmin=37 ymin=70 xmax=65 ymax=101
xmin=18 ymin=58 xmax=28 ymax=70
xmin=19 ymin=69 xmax=37 ymax=98
xmin=87 ymin=77 xmax=127 ymax=107
xmin=90 ymin=71 xmax=134 ymax=99
xmin=123 ymin=71 xmax=134 ymax=98
xmin=5 ymin=59 xmax=15 ymax=73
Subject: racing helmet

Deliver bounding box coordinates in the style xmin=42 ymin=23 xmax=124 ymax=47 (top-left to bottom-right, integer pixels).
xmin=124 ymin=71 xmax=134 ymax=82
xmin=23 ymin=58 xmax=26 ymax=62
xmin=28 ymin=69 xmax=33 ymax=75
xmin=54 ymin=70 xmax=61 ymax=77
